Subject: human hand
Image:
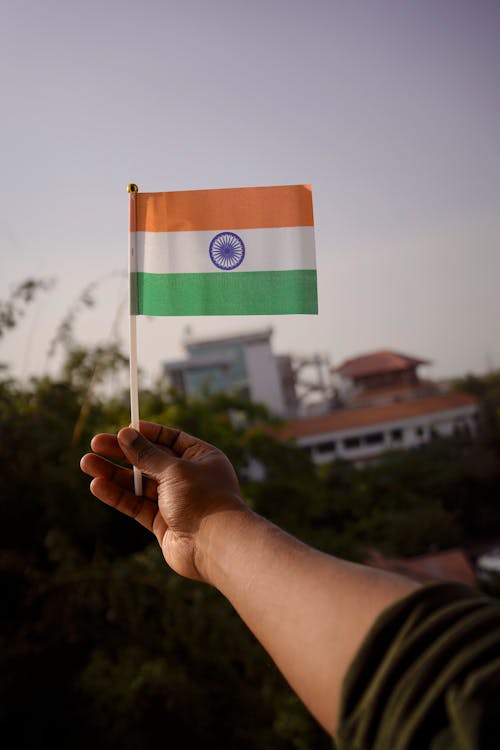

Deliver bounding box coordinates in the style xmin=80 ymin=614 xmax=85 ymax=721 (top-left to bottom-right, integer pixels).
xmin=80 ymin=421 xmax=246 ymax=582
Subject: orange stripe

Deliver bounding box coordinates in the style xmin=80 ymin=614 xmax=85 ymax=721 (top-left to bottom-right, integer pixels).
xmin=134 ymin=184 xmax=313 ymax=232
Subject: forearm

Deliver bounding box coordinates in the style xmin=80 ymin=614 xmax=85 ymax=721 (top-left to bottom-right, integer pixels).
xmin=82 ymin=424 xmax=421 ymax=734
xmin=197 ymin=506 xmax=420 ymax=734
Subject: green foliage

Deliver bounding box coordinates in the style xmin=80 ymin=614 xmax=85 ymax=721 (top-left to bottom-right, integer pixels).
xmin=1 ymin=286 xmax=500 ymax=748
xmin=0 ymin=277 xmax=54 ymax=341
xmin=0 ymin=350 xmax=331 ymax=748
xmin=477 ymin=570 xmax=500 ymax=599
xmin=454 ymin=370 xmax=500 ymax=447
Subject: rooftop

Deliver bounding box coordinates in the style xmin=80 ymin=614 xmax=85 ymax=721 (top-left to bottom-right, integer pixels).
xmin=185 ymin=327 xmax=274 ymax=350
xmin=280 ymin=392 xmax=478 ymax=440
xmin=164 ymin=354 xmax=235 ymax=372
xmin=334 ymin=350 xmax=431 ymax=379
xmin=349 ymin=380 xmax=439 ymax=405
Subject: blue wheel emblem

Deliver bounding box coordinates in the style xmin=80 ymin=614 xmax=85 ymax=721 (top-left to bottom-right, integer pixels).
xmin=209 ymin=231 xmax=245 ymax=270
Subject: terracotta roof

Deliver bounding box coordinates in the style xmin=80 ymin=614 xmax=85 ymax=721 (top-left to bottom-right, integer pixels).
xmin=280 ymin=392 xmax=478 ymax=440
xmin=334 ymin=350 xmax=430 ymax=378
xmin=366 ymin=548 xmax=477 ymax=587
xmin=350 ymin=380 xmax=438 ymax=404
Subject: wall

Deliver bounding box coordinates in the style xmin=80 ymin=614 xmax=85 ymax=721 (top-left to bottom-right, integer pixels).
xmin=243 ymin=339 xmax=286 ymax=415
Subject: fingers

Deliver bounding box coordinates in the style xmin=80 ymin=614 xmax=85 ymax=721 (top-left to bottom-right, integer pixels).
xmin=117 ymin=427 xmax=176 ymax=480
xmin=89 ymin=476 xmax=158 ymax=533
xmin=90 ymin=423 xmax=214 ymax=464
xmin=90 ymin=433 xmax=125 ymax=461
xmin=90 ymin=425 xmax=181 ymax=461
xmin=80 ymin=453 xmax=158 ymax=502
xmin=139 ymin=420 xmax=212 ymax=457
xmin=138 ymin=421 xmax=181 ymax=446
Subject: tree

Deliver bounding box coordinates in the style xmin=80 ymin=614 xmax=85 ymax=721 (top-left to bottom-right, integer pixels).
xmin=0 ymin=348 xmax=330 ymax=748
xmin=2 ymin=282 xmax=499 ymax=746
xmin=0 ymin=278 xmax=54 ymax=341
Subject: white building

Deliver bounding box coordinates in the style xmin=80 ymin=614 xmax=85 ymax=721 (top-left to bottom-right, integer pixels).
xmin=282 ymin=391 xmax=479 ymax=465
xmin=281 ymin=350 xmax=479 ymax=464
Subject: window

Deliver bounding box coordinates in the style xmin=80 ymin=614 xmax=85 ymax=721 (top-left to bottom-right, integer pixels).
xmin=391 ymin=428 xmax=403 ymax=441
xmin=364 ymin=432 xmax=383 ymax=445
xmin=315 ymin=440 xmax=336 ymax=454
xmin=343 ymin=436 xmax=361 ymax=450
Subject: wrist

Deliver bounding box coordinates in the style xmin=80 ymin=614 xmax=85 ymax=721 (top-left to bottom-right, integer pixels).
xmin=193 ymin=498 xmax=255 ymax=586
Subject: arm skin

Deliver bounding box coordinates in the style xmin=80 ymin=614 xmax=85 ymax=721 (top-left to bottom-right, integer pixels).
xmin=80 ymin=421 xmax=420 ymax=735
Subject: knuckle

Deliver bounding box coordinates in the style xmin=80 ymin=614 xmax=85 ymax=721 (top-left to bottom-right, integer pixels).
xmin=134 ymin=438 xmax=157 ymax=464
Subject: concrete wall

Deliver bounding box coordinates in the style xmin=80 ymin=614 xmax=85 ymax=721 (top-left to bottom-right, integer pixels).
xmin=243 ymin=339 xmax=286 ymax=415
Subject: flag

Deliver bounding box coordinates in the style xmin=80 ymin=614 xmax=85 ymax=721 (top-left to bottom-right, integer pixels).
xmin=130 ymin=184 xmax=317 ymax=316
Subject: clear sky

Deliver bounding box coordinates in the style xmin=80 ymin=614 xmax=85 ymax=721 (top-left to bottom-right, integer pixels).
xmin=1 ymin=0 xmax=499 ymax=385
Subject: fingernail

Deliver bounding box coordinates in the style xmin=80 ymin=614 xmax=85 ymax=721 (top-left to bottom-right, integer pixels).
xmin=118 ymin=427 xmax=138 ymax=446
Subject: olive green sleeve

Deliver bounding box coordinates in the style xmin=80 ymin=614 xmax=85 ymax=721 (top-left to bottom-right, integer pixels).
xmin=335 ymin=582 xmax=500 ymax=750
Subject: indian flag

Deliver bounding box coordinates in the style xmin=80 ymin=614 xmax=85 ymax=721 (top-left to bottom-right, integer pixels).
xmin=129 ymin=184 xmax=317 ymax=316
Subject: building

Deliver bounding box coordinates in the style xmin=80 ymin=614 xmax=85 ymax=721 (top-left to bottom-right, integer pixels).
xmin=282 ymin=350 xmax=479 ymax=465
xmin=163 ymin=327 xmax=336 ymax=417
xmin=164 ymin=338 xmax=480 ymax=465
xmin=332 ymin=350 xmax=435 ymax=406
xmin=163 ymin=328 xmax=297 ymax=415
xmin=281 ymin=392 xmax=479 ymax=464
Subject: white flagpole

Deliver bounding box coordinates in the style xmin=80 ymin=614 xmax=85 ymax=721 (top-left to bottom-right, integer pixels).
xmin=127 ymin=183 xmax=143 ymax=495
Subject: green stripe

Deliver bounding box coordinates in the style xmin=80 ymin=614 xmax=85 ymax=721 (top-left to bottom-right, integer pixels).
xmin=131 ymin=270 xmax=318 ymax=316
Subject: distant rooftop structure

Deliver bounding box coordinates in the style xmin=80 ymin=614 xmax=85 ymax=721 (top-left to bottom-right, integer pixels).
xmin=281 ymin=392 xmax=478 ymax=440
xmin=180 ymin=329 xmax=272 ymax=351
xmin=334 ymin=350 xmax=430 ymax=380
xmin=332 ymin=349 xmax=436 ymax=408
xmin=281 ymin=348 xmax=479 ymax=465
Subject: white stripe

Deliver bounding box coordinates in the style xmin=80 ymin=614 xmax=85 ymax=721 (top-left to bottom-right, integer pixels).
xmin=135 ymin=226 xmax=316 ymax=275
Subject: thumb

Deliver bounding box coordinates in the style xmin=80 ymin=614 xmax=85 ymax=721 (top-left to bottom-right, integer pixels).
xmin=118 ymin=427 xmax=172 ymax=479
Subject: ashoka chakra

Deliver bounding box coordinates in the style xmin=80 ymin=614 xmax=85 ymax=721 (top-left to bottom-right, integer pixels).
xmin=209 ymin=232 xmax=245 ymax=270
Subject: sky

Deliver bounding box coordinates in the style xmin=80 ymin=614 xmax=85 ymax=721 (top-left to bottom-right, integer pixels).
xmin=1 ymin=0 xmax=499 ymax=387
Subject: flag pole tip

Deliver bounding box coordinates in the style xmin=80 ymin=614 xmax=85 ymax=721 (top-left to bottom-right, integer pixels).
xmin=127 ymin=183 xmax=139 ymax=193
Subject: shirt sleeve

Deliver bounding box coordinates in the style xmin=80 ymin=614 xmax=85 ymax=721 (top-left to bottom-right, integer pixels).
xmin=335 ymin=582 xmax=500 ymax=750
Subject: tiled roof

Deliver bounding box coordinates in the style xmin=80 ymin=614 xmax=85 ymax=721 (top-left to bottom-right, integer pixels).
xmin=334 ymin=350 xmax=430 ymax=378
xmin=280 ymin=392 xmax=478 ymax=439
xmin=350 ymin=381 xmax=438 ymax=404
